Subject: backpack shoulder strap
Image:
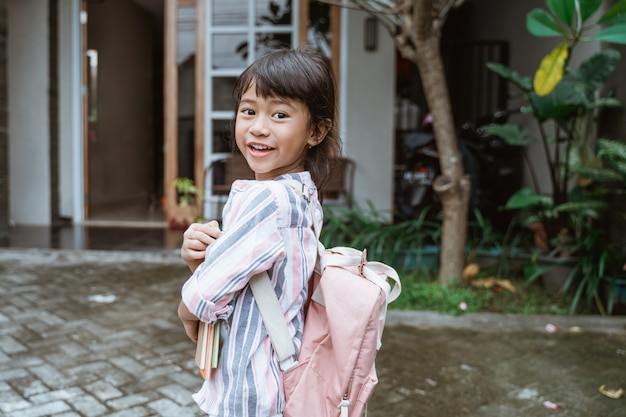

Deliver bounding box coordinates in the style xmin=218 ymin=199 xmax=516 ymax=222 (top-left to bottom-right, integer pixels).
xmin=249 ymin=272 xmax=299 ymax=372
xmin=248 ymin=179 xmax=316 ymax=373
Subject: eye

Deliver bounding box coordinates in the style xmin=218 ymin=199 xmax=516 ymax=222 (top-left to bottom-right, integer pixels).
xmin=240 ymin=108 xmax=255 ymax=116
xmin=273 ymin=111 xmax=287 ymax=119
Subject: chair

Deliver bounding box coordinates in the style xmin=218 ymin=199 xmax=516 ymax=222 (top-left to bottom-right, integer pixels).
xmin=207 ymin=154 xmax=354 ymax=207
xmin=203 ymin=153 xmax=255 ymax=219
xmin=209 ymin=153 xmax=255 ymax=196
xmin=323 ymin=157 xmax=355 ymax=208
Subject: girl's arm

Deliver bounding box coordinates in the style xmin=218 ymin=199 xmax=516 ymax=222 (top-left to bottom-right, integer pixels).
xmin=178 ymin=220 xmax=222 ymax=342
xmin=180 ymin=220 xmax=222 ymax=272
xmin=180 ymin=183 xmax=284 ymax=324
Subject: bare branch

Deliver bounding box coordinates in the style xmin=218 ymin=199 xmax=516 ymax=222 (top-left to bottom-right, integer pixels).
xmin=318 ymin=0 xmax=401 ymax=41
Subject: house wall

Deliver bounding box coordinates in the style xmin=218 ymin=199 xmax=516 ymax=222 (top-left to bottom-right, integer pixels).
xmin=58 ymin=0 xmax=79 ymax=220
xmin=0 ymin=0 xmax=7 ymax=238
xmin=341 ymin=9 xmax=395 ymax=217
xmin=7 ymin=0 xmax=50 ymax=225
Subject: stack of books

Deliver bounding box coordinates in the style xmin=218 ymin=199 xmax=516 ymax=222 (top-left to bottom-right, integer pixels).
xmin=195 ymin=321 xmax=221 ymax=379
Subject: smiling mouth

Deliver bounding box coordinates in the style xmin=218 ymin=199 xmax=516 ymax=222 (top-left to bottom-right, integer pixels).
xmin=250 ymin=144 xmax=272 ymax=151
xmin=249 ymin=144 xmax=274 ymax=152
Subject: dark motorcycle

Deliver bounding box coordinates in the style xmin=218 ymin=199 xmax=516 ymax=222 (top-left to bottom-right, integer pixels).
xmin=395 ymin=111 xmax=523 ymax=231
xmin=395 ymin=129 xmax=441 ymax=220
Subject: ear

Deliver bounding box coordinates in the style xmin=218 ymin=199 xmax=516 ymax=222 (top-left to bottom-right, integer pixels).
xmin=308 ymin=119 xmax=331 ymax=147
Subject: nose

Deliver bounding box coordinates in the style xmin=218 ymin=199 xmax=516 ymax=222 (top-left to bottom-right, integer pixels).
xmin=249 ymin=115 xmax=270 ymax=136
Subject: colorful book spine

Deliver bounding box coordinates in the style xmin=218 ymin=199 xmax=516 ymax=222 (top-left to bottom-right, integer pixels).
xmin=195 ymin=321 xmax=221 ymax=379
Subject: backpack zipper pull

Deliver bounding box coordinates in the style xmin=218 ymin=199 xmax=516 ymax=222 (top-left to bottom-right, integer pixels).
xmin=338 ymin=394 xmax=350 ymax=417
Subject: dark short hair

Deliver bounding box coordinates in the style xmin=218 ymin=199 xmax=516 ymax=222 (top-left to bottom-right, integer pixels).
xmin=231 ymin=48 xmax=341 ymax=191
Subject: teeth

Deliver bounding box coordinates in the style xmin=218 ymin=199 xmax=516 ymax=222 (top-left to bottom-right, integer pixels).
xmin=251 ymin=144 xmax=271 ymax=150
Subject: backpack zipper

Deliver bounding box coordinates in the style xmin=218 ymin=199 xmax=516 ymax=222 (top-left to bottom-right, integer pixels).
xmin=338 ymin=392 xmax=350 ymax=417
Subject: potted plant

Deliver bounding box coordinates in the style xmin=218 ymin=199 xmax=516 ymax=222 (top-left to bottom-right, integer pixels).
xmin=170 ymin=177 xmax=203 ymax=229
xmin=482 ymin=0 xmax=626 ymax=312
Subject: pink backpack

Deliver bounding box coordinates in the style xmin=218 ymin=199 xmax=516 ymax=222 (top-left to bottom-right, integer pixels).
xmin=250 ymin=182 xmax=401 ymax=417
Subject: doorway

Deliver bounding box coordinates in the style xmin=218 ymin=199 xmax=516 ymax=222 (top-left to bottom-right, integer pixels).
xmin=84 ymin=0 xmax=164 ymax=225
xmin=82 ymin=0 xmax=338 ymax=226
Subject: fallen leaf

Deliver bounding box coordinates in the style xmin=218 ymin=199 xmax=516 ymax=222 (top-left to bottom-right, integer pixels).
xmin=599 ymin=385 xmax=624 ymax=399
xmin=470 ymin=277 xmax=516 ymax=293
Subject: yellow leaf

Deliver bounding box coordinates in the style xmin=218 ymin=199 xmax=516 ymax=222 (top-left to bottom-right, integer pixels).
xmin=533 ymin=42 xmax=569 ymax=96
xmin=462 ymin=263 xmax=480 ymax=281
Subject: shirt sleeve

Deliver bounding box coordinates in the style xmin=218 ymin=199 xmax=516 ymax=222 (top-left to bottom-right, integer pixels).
xmin=181 ymin=182 xmax=285 ymax=323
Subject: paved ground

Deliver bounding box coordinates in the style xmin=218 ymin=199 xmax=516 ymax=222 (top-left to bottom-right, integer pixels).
xmin=0 ymin=248 xmax=625 ymax=417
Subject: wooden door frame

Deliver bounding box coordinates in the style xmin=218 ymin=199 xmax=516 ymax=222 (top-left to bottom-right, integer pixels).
xmin=298 ymin=1 xmax=341 ymax=84
xmin=164 ymin=0 xmax=205 ymax=224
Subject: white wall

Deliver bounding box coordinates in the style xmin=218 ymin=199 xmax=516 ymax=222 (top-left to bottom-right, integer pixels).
xmin=58 ymin=0 xmax=80 ymax=220
xmin=8 ymin=0 xmax=50 ymax=225
xmin=341 ymin=9 xmax=395 ymax=217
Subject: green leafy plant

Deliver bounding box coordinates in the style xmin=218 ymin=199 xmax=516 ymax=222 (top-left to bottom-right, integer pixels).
xmin=321 ymin=203 xmax=441 ymax=271
xmin=483 ymin=0 xmax=626 ymax=313
xmin=173 ymin=177 xmax=200 ymax=207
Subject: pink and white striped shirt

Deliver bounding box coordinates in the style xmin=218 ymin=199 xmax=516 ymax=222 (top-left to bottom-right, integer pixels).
xmin=181 ymin=171 xmax=321 ymax=417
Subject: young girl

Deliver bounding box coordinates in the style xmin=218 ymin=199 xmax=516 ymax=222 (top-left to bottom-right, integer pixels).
xmin=177 ymin=48 xmax=341 ymax=416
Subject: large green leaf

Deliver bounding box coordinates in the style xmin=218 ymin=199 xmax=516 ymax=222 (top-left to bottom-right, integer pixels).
xmin=598 ymin=138 xmax=626 ymax=161
xmin=547 ymin=0 xmax=576 ymax=26
xmin=578 ymin=0 xmax=604 ymax=22
xmin=598 ymin=0 xmax=626 ymax=25
xmin=571 ymin=48 xmax=621 ymax=91
xmin=530 ymin=86 xmax=583 ymax=122
xmin=554 ymin=199 xmax=608 ymax=217
xmin=527 ymin=9 xmax=569 ymax=37
xmin=480 ymin=124 xmax=535 ymax=146
xmin=573 ymin=166 xmax=625 ymax=182
xmin=505 ymin=188 xmax=553 ymax=210
xmin=534 ymin=42 xmax=570 ymax=96
xmin=589 ymin=97 xmax=622 ymax=110
xmin=485 ymin=62 xmax=533 ymax=92
xmin=592 ymin=24 xmax=626 ymax=44
xmin=598 ymin=139 xmax=626 ymax=178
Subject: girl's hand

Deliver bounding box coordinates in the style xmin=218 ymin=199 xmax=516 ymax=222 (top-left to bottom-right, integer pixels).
xmin=181 ymin=220 xmax=222 ymax=272
xmin=178 ymin=300 xmax=200 ymax=342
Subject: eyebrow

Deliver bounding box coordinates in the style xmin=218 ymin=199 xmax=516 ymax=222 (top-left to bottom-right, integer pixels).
xmin=239 ymin=96 xmax=296 ymax=110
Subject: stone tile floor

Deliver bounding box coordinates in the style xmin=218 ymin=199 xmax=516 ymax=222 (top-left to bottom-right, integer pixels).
xmin=0 ymin=228 xmax=625 ymax=417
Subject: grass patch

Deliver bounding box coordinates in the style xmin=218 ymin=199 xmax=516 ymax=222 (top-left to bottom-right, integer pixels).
xmin=391 ymin=270 xmax=579 ymax=316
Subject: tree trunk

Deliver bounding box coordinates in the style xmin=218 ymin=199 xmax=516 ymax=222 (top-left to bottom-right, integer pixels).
xmin=413 ymin=0 xmax=470 ymax=283
xmin=321 ymin=0 xmax=471 ymax=282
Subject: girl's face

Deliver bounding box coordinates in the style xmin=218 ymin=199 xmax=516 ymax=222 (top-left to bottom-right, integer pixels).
xmin=235 ymin=83 xmax=321 ymax=181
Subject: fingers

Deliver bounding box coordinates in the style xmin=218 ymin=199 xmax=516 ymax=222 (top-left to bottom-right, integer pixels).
xmin=181 ymin=221 xmax=223 ymax=271
xmin=183 ymin=222 xmax=222 ymax=247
